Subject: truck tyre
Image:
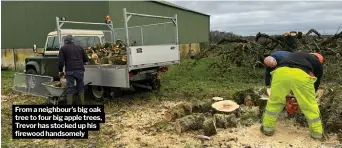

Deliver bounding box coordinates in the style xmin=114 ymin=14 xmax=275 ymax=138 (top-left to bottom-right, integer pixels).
xmin=26 ymin=69 xmax=37 ymax=75
xmin=151 ymin=78 xmax=161 ymax=90
xmin=89 ymin=85 xmax=104 ymax=101
xmin=109 ymin=87 xmax=123 ymax=99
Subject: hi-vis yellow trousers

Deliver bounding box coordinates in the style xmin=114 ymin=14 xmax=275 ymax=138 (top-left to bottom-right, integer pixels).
xmin=262 ymin=67 xmax=323 ymax=139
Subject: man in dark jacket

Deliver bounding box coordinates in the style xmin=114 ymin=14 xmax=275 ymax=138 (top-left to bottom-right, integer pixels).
xmin=58 ymin=35 xmax=89 ymax=105
xmin=260 ymin=51 xmax=324 ymax=140
xmin=263 ymin=50 xmax=292 ymax=95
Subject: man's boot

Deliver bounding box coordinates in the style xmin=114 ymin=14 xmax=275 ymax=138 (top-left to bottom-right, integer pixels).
xmin=78 ymin=93 xmax=85 ymax=105
xmin=67 ymin=94 xmax=73 ymax=105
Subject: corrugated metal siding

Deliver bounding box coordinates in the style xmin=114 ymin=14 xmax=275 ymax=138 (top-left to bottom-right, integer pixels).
xmin=1 ymin=1 xmax=108 ymax=49
xmin=1 ymin=1 xmax=209 ymax=49
xmin=108 ymin=1 xmax=209 ymax=44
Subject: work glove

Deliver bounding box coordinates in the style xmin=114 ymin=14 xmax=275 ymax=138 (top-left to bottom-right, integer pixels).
xmin=59 ymin=72 xmax=65 ymax=78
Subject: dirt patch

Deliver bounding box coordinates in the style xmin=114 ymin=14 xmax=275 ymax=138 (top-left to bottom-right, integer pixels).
xmin=2 ymin=87 xmax=341 ymax=147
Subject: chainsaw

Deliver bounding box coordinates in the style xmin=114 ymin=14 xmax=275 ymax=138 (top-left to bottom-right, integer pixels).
xmin=266 ymin=88 xmax=300 ymax=115
xmin=285 ymin=95 xmax=299 ymax=115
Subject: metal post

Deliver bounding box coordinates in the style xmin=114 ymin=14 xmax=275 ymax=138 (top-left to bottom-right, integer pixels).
xmin=123 ymin=8 xmax=130 ymax=47
xmin=110 ymin=22 xmax=115 ymax=43
xmin=140 ymin=26 xmax=144 ymax=45
xmin=126 ymin=12 xmax=174 ymax=19
xmin=174 ymin=14 xmax=179 ymax=45
xmin=56 ymin=17 xmax=62 ymax=48
xmin=123 ymin=8 xmax=130 ymax=87
xmin=12 ymin=48 xmax=16 ymax=71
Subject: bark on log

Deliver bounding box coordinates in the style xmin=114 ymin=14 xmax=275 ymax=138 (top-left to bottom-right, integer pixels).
xmin=192 ymin=100 xmax=214 ymax=113
xmin=175 ymin=113 xmax=206 ymax=133
xmin=255 ymin=99 xmax=268 ymax=119
xmin=164 ymin=103 xmax=192 ymax=121
xmin=214 ymin=114 xmax=238 ymax=128
xmin=203 ymin=117 xmax=217 ymax=136
xmin=164 ymin=99 xmax=219 ymax=121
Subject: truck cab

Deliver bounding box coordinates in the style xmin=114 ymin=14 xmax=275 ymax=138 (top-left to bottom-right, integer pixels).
xmin=25 ymin=29 xmax=105 ymax=80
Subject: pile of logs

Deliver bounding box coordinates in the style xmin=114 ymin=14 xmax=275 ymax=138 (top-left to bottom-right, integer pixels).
xmin=163 ymin=97 xmax=261 ymax=136
xmin=164 ymin=86 xmax=342 ymax=137
xmin=85 ymin=40 xmax=128 ymax=65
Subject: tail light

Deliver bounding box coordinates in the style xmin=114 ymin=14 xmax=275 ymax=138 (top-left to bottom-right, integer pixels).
xmin=159 ymin=67 xmax=168 ymax=72
xmin=129 ymin=72 xmax=134 ymax=78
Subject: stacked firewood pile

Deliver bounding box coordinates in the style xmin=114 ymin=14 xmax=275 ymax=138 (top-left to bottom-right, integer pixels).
xmin=85 ymin=40 xmax=128 ymax=65
xmin=163 ymin=96 xmax=260 ymax=137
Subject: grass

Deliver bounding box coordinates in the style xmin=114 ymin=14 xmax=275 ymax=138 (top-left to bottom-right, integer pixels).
xmin=159 ymin=57 xmax=264 ymax=100
xmin=1 ymin=57 xmax=266 ymax=147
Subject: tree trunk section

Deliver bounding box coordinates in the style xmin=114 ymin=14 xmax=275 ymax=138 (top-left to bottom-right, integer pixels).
xmin=203 ymin=117 xmax=217 ymax=136
xmin=214 ymin=114 xmax=238 ymax=128
xmin=256 ymin=99 xmax=268 ymax=119
xmin=164 ymin=103 xmax=193 ymax=121
xmin=175 ymin=113 xmax=206 ymax=133
xmin=192 ymin=100 xmax=213 ymax=113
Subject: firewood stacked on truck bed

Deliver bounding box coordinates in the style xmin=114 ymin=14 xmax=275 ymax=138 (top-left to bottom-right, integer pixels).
xmin=85 ymin=40 xmax=128 ymax=65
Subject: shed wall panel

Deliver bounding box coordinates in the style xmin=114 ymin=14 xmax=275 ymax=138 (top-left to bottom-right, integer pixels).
xmin=1 ymin=1 xmax=209 ymax=49
xmin=1 ymin=1 xmax=108 ymax=49
xmin=108 ymin=1 xmax=209 ymax=44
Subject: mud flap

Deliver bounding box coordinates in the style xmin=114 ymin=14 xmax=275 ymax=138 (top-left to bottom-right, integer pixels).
xmin=12 ymin=73 xmax=53 ymax=98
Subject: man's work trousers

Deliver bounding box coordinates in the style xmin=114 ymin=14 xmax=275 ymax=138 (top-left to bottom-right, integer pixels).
xmin=262 ymin=67 xmax=323 ymax=139
xmin=65 ymin=70 xmax=85 ymax=94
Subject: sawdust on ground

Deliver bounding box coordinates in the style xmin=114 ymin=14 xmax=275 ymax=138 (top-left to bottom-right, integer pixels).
xmin=2 ymin=93 xmax=340 ymax=148
xmin=101 ymin=100 xmax=340 ymax=148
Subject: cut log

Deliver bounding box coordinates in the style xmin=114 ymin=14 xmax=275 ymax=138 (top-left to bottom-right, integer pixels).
xmin=164 ymin=103 xmax=192 ymax=121
xmin=255 ymin=97 xmax=268 ymax=119
xmin=165 ymin=99 xmax=236 ymax=122
xmin=192 ymin=101 xmax=213 ymax=113
xmin=203 ymin=117 xmax=217 ymax=136
xmin=244 ymin=95 xmax=254 ymax=106
xmin=214 ymin=114 xmax=238 ymax=128
xmin=164 ymin=100 xmax=215 ymax=121
xmin=212 ymin=100 xmax=240 ymax=113
xmin=232 ymin=87 xmax=268 ymax=106
xmin=212 ymin=97 xmax=224 ymax=102
xmin=239 ymin=106 xmax=260 ymax=124
xmin=175 ymin=113 xmax=205 ymax=133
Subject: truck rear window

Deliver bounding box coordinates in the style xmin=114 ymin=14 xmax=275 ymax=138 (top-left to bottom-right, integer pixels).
xmin=46 ymin=36 xmax=101 ymax=51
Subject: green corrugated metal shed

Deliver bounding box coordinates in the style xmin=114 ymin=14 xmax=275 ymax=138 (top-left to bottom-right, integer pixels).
xmin=1 ymin=1 xmax=210 ymax=49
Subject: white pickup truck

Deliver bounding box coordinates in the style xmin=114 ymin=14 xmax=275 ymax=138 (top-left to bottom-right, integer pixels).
xmin=20 ymin=8 xmax=180 ymax=101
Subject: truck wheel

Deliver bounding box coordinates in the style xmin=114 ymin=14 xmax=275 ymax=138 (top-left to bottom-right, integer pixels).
xmin=109 ymin=87 xmax=123 ymax=99
xmin=89 ymin=85 xmax=104 ymax=101
xmin=26 ymin=69 xmax=37 ymax=74
xmin=151 ymin=79 xmax=161 ymax=90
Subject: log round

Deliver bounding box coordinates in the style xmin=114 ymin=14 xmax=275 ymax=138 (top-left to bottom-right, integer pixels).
xmin=203 ymin=117 xmax=217 ymax=136
xmin=214 ymin=114 xmax=238 ymax=128
xmin=164 ymin=103 xmax=193 ymax=121
xmin=175 ymin=113 xmax=206 ymax=133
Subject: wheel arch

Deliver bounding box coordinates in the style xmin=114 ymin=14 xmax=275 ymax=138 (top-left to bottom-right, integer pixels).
xmin=26 ymin=61 xmax=40 ymax=74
